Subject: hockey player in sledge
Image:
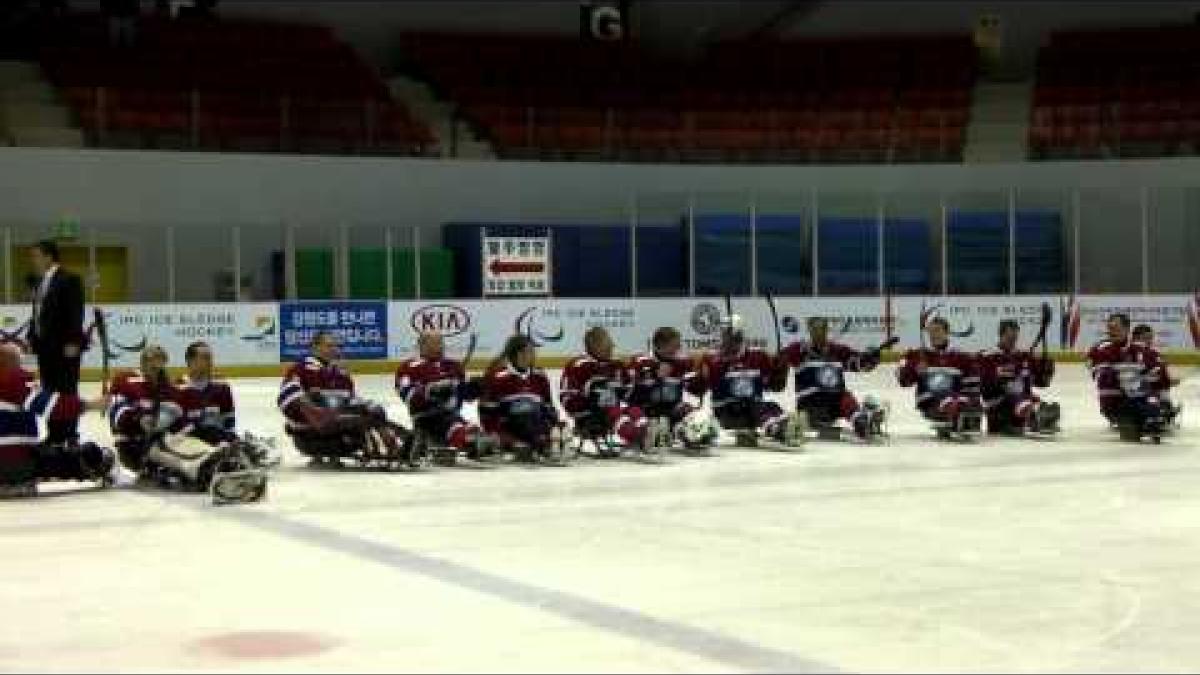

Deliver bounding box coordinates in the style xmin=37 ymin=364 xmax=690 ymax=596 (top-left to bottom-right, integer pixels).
xmin=699 ymin=315 xmax=804 ymax=449
xmin=897 ymin=317 xmax=985 ymax=441
xmin=177 ymin=340 xmax=278 ymax=468
xmin=395 ymin=331 xmax=498 ymax=466
xmin=0 ymin=344 xmax=121 ymax=498
xmin=625 ymin=326 xmax=717 ymax=454
xmin=561 ymin=326 xmax=663 ymax=461
xmin=109 ymin=344 xmax=265 ymax=503
xmin=1086 ymin=313 xmax=1174 ymax=443
xmin=1131 ymin=323 xmax=1182 ymax=432
xmin=779 ymin=316 xmax=888 ymax=442
xmin=480 ymin=335 xmax=569 ymax=465
xmin=978 ymin=320 xmax=1060 ymax=437
xmin=278 ymin=331 xmax=422 ymax=471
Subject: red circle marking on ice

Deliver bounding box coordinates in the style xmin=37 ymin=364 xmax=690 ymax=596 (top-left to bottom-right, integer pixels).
xmin=191 ymin=631 xmax=335 ymax=660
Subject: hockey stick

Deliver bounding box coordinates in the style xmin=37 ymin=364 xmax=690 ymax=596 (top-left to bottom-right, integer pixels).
xmin=764 ymin=292 xmax=782 ymax=355
xmin=462 ymin=332 xmax=478 ymax=372
xmin=918 ymin=298 xmax=930 ymax=350
xmin=1029 ymin=301 xmax=1053 ymax=360
xmin=883 ymin=294 xmax=895 ymax=343
xmin=917 ymin=298 xmax=933 ymax=366
xmin=91 ymin=307 xmax=111 ymax=396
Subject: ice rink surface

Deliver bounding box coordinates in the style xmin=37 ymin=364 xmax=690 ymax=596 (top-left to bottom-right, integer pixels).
xmin=4 ymin=366 xmax=1199 ymax=673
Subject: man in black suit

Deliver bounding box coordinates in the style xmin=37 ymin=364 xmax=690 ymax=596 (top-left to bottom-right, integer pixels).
xmin=29 ymin=240 xmax=85 ymax=443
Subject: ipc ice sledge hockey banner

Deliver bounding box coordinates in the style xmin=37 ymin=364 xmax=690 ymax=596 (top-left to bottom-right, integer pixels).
xmin=0 ymin=303 xmax=280 ymax=367
xmin=279 ymin=301 xmax=387 ymax=361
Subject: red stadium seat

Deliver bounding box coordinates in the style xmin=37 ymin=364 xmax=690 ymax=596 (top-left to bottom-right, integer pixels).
xmin=394 ymin=31 xmax=976 ymax=162
xmin=1032 ymin=22 xmax=1200 ymax=158
xmin=40 ymin=13 xmax=431 ymax=156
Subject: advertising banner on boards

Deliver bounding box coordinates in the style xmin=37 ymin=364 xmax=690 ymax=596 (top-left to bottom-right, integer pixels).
xmin=279 ymin=301 xmax=387 ymax=361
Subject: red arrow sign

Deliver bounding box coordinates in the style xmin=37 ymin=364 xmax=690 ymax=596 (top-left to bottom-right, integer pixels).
xmin=489 ymin=260 xmax=545 ymax=275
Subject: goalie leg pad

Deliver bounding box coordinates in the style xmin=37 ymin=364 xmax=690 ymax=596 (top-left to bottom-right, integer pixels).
xmin=147 ymin=436 xmax=225 ymax=490
xmin=210 ymin=468 xmax=268 ymax=505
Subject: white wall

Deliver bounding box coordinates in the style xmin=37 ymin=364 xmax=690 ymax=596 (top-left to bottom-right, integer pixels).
xmin=1 ymin=147 xmax=1197 ymax=300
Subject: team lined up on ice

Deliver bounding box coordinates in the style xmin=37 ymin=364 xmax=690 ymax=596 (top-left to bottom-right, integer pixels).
xmin=279 ymin=308 xmax=1183 ymax=469
xmin=0 ymin=307 xmax=1180 ymax=499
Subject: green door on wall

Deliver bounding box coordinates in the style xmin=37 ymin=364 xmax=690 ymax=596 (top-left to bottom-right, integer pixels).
xmin=296 ymin=248 xmax=453 ymax=300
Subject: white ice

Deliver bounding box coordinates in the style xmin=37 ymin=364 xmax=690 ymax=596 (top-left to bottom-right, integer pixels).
xmin=4 ymin=366 xmax=1198 ymax=673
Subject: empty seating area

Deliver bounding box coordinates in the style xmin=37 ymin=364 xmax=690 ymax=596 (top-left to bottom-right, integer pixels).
xmin=40 ymin=13 xmax=433 ymax=155
xmin=1030 ymin=24 xmax=1200 ymax=159
xmin=399 ymin=33 xmax=976 ymax=164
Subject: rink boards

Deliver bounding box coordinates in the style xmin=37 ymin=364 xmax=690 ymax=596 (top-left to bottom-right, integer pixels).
xmin=0 ymin=294 xmax=1197 ymax=378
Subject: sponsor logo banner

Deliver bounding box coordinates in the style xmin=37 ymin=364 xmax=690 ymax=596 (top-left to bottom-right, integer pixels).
xmin=0 ymin=294 xmax=1193 ymax=371
xmin=1065 ymin=295 xmax=1193 ymax=352
xmin=280 ymin=301 xmax=387 ymax=361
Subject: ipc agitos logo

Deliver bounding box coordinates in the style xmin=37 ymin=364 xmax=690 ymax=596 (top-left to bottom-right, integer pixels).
xmin=411 ymin=304 xmax=472 ymax=337
xmin=515 ymin=307 xmax=565 ymax=346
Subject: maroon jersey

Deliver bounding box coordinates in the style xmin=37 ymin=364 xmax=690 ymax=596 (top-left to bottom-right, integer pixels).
xmin=978 ymin=347 xmax=1053 ymax=405
xmin=395 ymin=357 xmax=467 ymax=417
xmin=277 ymin=356 xmax=355 ymax=431
xmin=560 ymin=355 xmax=629 ymax=415
xmin=896 ymin=346 xmax=980 ymax=406
xmin=700 ymin=347 xmax=787 ymax=407
xmin=107 ymin=369 xmax=185 ymax=442
xmin=625 ymin=352 xmax=704 ymax=410
xmin=175 ymin=376 xmax=235 ymax=434
xmin=781 ymin=340 xmax=875 ymax=402
xmin=0 ymin=367 xmax=77 ymax=450
xmin=480 ymin=362 xmax=557 ymax=432
xmin=1086 ymin=338 xmax=1171 ymax=402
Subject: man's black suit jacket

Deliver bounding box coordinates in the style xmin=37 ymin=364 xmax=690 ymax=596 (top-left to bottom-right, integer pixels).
xmin=31 ymin=267 xmax=85 ymax=357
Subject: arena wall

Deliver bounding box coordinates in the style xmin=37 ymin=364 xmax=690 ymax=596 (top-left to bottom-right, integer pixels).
xmin=0 ymin=295 xmax=1194 ymax=380
xmin=1 ymin=148 xmax=1198 ymax=304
